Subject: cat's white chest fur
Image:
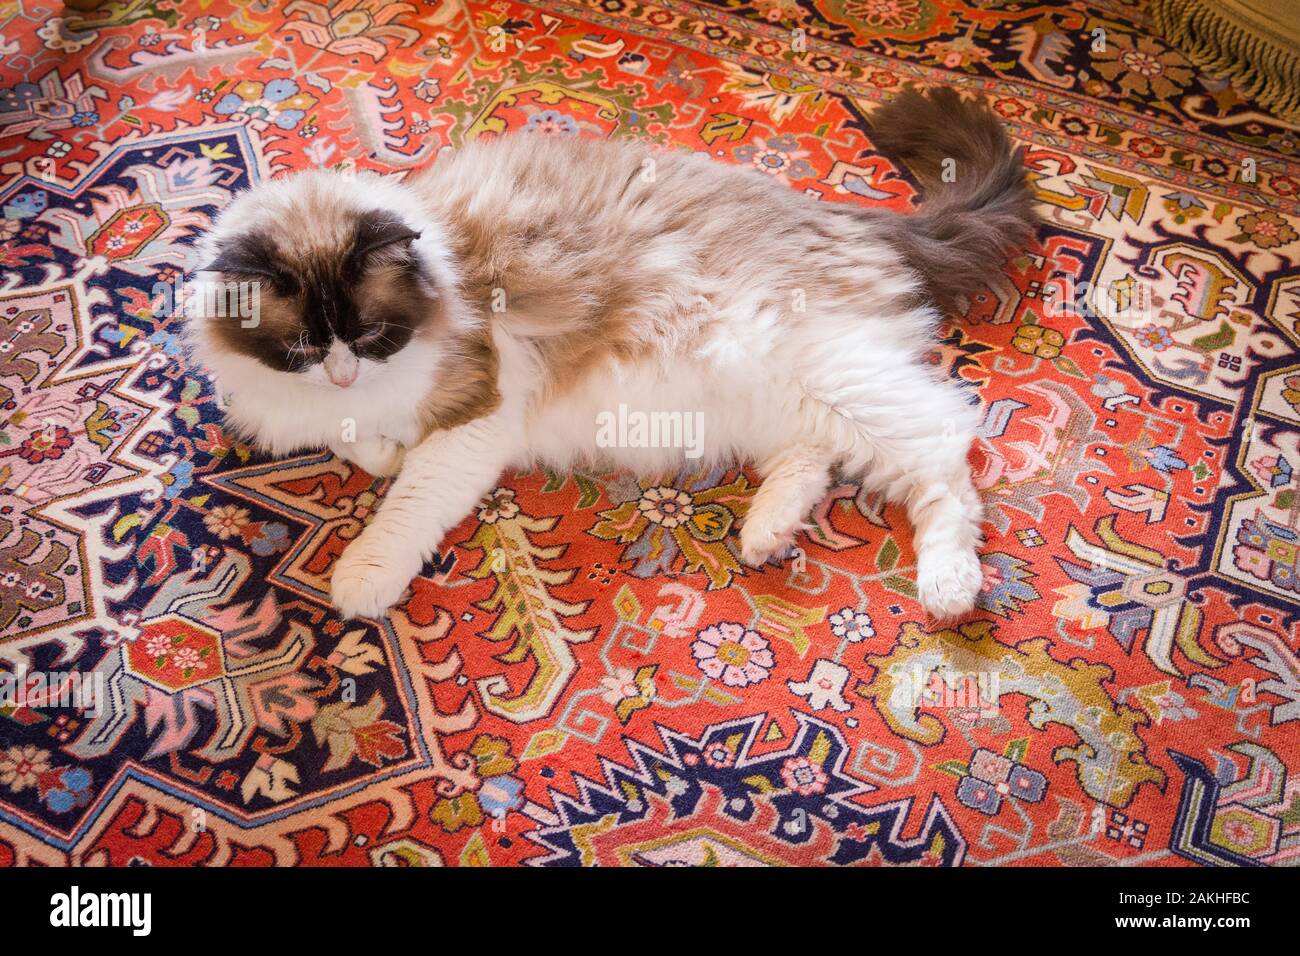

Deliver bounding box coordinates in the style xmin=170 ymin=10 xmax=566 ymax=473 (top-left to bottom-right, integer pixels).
xmin=209 ymin=338 xmax=438 ymax=456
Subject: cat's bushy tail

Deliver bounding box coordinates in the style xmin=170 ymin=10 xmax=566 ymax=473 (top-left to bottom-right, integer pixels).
xmin=870 ymin=86 xmax=1040 ymax=308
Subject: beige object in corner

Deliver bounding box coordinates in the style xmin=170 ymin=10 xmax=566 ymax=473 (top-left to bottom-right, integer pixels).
xmin=1149 ymin=0 xmax=1300 ymax=122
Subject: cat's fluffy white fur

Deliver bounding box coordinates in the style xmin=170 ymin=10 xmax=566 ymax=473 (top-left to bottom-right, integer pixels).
xmin=192 ymin=89 xmax=1038 ymax=622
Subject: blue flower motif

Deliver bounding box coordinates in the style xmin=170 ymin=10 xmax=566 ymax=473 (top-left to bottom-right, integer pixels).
xmin=1271 ymin=562 xmax=1299 ymax=592
xmin=524 ymin=110 xmax=578 ymax=135
xmin=272 ymin=109 xmax=305 ymax=130
xmin=263 ymin=78 xmax=299 ymax=102
xmin=957 ymin=774 xmax=1002 ymax=814
xmin=45 ymin=790 xmax=77 ymax=813
xmin=71 ymin=111 xmax=98 ymax=127
xmin=4 ymin=190 xmax=48 ymax=219
xmin=264 ymin=79 xmax=307 ymax=128
xmin=62 ymin=767 xmax=92 ymax=792
xmin=1008 ymin=764 xmax=1047 ymax=802
xmin=251 ymin=521 xmax=290 ymax=555
xmin=163 ymin=460 xmax=195 ymax=500
xmin=43 ymin=767 xmax=93 ymax=814
xmin=0 ymin=82 xmax=40 ymax=109
xmin=957 ymin=747 xmax=1048 ymax=816
xmin=213 ymin=92 xmax=245 ymax=116
xmin=478 ymin=774 xmax=525 ymax=817
xmin=214 ymin=79 xmax=309 ymax=130
xmin=1145 ymin=444 xmax=1188 ymax=474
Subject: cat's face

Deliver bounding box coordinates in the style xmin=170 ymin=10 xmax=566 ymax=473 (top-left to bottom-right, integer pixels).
xmin=194 ymin=171 xmax=447 ymax=390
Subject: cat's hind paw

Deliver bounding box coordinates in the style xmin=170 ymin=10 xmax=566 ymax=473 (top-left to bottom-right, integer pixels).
xmin=915 ymin=544 xmax=982 ymax=620
xmin=738 ymin=514 xmax=799 ymax=568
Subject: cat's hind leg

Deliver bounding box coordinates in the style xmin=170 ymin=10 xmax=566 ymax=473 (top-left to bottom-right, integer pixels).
xmin=812 ymin=361 xmax=984 ymax=619
xmin=905 ymin=461 xmax=984 ymax=619
xmin=739 ymin=444 xmax=832 ymax=566
xmin=877 ymin=385 xmax=984 ymax=619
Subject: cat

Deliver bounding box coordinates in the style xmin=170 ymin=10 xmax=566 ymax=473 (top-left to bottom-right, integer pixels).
xmin=188 ymin=87 xmax=1039 ymax=621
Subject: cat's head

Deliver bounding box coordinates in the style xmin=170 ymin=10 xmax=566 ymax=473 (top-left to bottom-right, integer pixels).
xmin=190 ymin=169 xmax=456 ymax=391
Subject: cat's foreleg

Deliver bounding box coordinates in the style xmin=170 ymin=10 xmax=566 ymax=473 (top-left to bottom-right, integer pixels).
xmin=739 ymin=444 xmax=832 ymax=566
xmin=330 ymin=412 xmax=512 ymax=618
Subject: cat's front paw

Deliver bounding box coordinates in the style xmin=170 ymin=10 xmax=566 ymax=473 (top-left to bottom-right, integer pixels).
xmin=329 ymin=532 xmax=420 ymax=619
xmin=915 ymin=545 xmax=982 ymax=620
xmin=332 ymin=436 xmax=406 ymax=478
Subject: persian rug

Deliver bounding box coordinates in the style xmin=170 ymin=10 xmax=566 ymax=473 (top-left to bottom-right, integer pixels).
xmin=0 ymin=0 xmax=1298 ymax=868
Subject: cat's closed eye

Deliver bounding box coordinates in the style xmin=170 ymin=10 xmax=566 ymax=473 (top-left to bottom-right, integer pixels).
xmin=353 ymin=326 xmax=389 ymax=348
xmin=285 ymin=336 xmax=325 ymax=366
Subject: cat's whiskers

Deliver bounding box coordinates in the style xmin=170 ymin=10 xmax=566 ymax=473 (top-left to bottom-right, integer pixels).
xmin=286 ymin=330 xmax=310 ymax=364
xmin=365 ymin=330 xmax=402 ymax=352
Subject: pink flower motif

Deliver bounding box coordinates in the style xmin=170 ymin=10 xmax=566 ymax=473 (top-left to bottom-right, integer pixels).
xmin=701 ymin=741 xmax=736 ymax=768
xmin=1223 ymin=819 xmax=1256 ymax=844
xmin=780 ymin=756 xmax=828 ymax=796
xmin=0 ymin=745 xmax=51 ymax=792
xmin=1249 ymin=454 xmax=1293 ymax=489
xmin=599 ymin=668 xmax=641 ymax=704
xmin=145 ymin=635 xmax=171 ymax=657
xmin=1233 ymin=545 xmax=1272 ymax=581
xmin=172 ymin=647 xmax=205 ymax=672
xmin=691 ymin=622 xmax=774 ymax=687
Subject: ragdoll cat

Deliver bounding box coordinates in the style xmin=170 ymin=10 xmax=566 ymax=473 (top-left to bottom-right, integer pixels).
xmin=189 ymin=87 xmax=1039 ymax=620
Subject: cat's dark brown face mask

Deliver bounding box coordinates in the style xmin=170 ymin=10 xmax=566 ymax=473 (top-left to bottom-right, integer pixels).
xmin=200 ymin=210 xmax=440 ymax=387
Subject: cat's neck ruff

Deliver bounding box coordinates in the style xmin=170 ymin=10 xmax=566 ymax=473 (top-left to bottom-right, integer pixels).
xmin=204 ymin=334 xmax=443 ymax=456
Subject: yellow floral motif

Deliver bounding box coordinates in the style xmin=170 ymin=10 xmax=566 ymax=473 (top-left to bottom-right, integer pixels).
xmin=718 ymin=62 xmax=832 ymax=123
xmin=1012 ymin=323 xmax=1065 ymax=359
xmin=591 ymin=475 xmax=757 ymax=589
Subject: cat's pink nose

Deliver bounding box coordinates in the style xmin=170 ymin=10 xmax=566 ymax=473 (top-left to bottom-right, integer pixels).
xmin=328 ymin=365 xmax=357 ymax=388
xmin=323 ymin=341 xmax=358 ymax=387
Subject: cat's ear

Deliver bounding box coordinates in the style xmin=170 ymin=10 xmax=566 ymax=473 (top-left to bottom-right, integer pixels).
xmin=201 ymin=233 xmax=278 ymax=279
xmin=351 ymin=211 xmax=421 ymax=267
